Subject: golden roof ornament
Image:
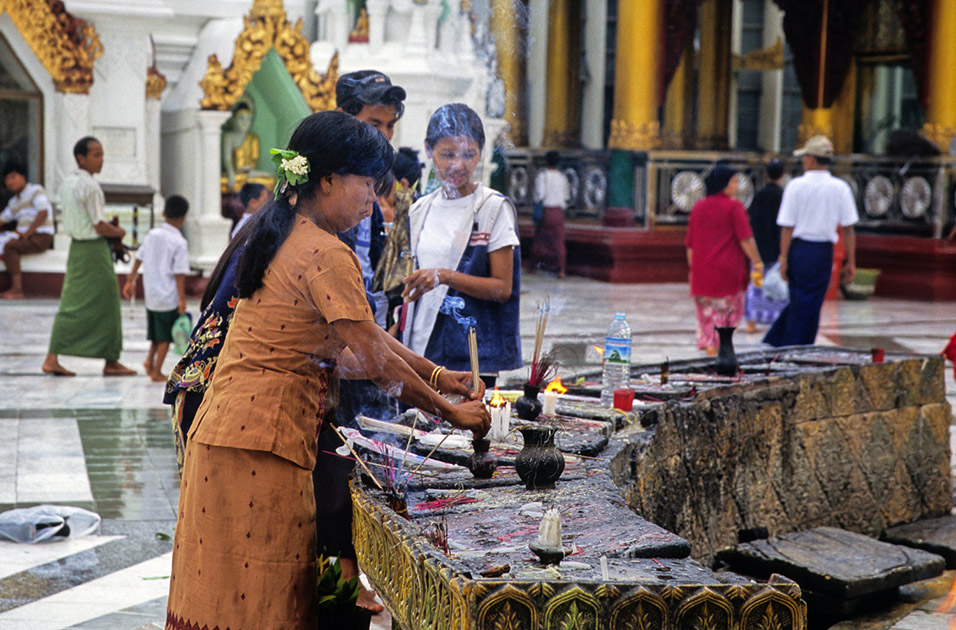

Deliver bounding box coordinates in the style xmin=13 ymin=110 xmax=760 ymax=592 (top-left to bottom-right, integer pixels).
xmin=0 ymin=0 xmax=103 ymax=94
xmin=199 ymin=0 xmax=338 ymax=112
xmin=146 ymin=65 xmax=167 ymax=100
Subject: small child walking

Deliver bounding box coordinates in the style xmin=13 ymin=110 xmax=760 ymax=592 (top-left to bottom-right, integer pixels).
xmin=122 ymin=195 xmax=190 ymax=382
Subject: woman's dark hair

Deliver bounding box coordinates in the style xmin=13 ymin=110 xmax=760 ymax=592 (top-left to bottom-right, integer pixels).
xmin=425 ymin=103 xmax=485 ymax=151
xmin=236 ymin=111 xmax=394 ymax=298
xmin=704 ymin=163 xmax=738 ymax=197
xmin=545 ymin=150 xmax=561 ymax=168
xmin=392 ymin=147 xmax=423 ymax=187
xmin=374 ymin=170 xmax=395 ymax=199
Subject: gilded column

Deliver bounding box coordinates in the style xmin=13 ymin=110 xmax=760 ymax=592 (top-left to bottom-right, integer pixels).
xmin=542 ymin=0 xmax=579 ymax=147
xmin=492 ymin=0 xmax=526 ymax=146
xmin=798 ymin=106 xmax=835 ymax=143
xmin=696 ymin=0 xmax=732 ymax=149
xmin=922 ymin=0 xmax=956 ymax=151
xmin=608 ymin=0 xmax=661 ymax=150
xmin=662 ymin=47 xmax=692 ymax=149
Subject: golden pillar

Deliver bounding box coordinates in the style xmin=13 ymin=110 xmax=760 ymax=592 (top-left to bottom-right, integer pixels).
xmin=543 ymin=0 xmax=580 ymax=146
xmin=922 ymin=0 xmax=956 ymax=150
xmin=663 ymin=45 xmax=693 ymax=149
xmin=696 ymin=0 xmax=732 ymax=149
xmin=492 ymin=0 xmax=526 ymax=146
xmin=798 ymin=107 xmax=836 ymax=144
xmin=608 ymin=0 xmax=661 ymax=150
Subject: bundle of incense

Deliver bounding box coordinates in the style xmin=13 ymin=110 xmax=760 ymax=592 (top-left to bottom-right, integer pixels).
xmin=337 ymin=427 xmax=466 ymax=472
xmin=468 ymin=326 xmax=480 ymax=393
xmin=533 ymin=304 xmax=549 ymax=366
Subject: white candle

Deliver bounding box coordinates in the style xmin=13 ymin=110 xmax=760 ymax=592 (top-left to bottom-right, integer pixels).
xmin=537 ymin=507 xmax=562 ymax=548
xmin=489 ymin=402 xmax=511 ymax=440
xmin=600 ymin=556 xmax=609 ymax=581
xmin=542 ymin=390 xmax=557 ymax=415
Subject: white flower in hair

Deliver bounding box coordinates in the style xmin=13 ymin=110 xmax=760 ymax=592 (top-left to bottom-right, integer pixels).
xmin=282 ymin=155 xmax=310 ymax=177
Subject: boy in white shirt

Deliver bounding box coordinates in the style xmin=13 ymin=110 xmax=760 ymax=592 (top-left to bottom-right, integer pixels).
xmin=122 ymin=195 xmax=191 ymax=381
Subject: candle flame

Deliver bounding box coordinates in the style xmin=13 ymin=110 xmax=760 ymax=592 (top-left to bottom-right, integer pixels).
xmin=545 ymin=376 xmax=567 ymax=394
xmin=593 ymin=345 xmax=604 ymax=355
xmin=488 ymin=387 xmax=506 ymax=408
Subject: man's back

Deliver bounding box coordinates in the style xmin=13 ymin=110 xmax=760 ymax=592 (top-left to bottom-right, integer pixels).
xmin=778 ymin=170 xmax=858 ymax=243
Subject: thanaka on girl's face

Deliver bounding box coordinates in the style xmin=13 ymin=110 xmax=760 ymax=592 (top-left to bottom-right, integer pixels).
xmin=429 ymin=135 xmax=480 ymax=198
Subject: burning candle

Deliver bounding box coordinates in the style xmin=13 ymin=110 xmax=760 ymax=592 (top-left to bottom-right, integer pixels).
xmin=542 ymin=377 xmax=567 ymax=416
xmin=537 ymin=507 xmax=562 ymax=549
xmin=488 ymin=388 xmax=510 ymax=440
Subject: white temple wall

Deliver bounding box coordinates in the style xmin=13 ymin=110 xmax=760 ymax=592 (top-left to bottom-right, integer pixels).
xmin=88 ymin=20 xmax=152 ymax=187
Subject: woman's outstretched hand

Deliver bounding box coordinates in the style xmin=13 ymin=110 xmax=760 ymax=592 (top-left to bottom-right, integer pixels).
xmin=438 ymin=369 xmax=486 ymax=400
xmin=402 ymin=268 xmax=442 ymax=302
xmin=445 ymin=399 xmax=491 ymax=438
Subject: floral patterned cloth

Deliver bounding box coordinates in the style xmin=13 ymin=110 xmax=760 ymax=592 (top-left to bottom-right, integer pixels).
xmin=693 ymin=291 xmax=745 ymax=350
xmin=163 ymin=250 xmax=242 ymax=474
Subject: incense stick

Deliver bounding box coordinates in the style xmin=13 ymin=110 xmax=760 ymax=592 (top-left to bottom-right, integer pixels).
xmin=409 ymin=432 xmax=452 ymax=477
xmin=330 ymin=425 xmax=385 ymax=491
xmin=468 ymin=326 xmax=479 ymax=394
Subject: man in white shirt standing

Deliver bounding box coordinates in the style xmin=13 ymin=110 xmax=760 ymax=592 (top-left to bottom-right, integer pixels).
xmin=43 ymin=136 xmax=135 ymax=376
xmin=123 ymin=195 xmax=191 ymax=381
xmin=764 ymin=135 xmax=859 ymax=347
xmin=530 ymin=150 xmax=571 ymax=278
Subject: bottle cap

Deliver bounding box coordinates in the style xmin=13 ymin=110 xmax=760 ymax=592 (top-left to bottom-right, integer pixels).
xmin=615 ymin=312 xmax=626 ymax=319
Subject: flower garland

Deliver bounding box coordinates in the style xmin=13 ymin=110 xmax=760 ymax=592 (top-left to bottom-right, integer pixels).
xmin=270 ymin=148 xmax=311 ymax=200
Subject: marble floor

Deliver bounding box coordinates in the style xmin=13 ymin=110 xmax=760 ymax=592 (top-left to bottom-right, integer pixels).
xmin=0 ymin=276 xmax=954 ymax=629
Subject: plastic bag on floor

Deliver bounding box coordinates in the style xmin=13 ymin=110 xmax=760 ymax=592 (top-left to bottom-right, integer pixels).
xmin=0 ymin=505 xmax=101 ymax=544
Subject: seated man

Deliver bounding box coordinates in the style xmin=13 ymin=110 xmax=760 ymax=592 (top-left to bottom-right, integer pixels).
xmin=1 ymin=162 xmax=55 ymax=299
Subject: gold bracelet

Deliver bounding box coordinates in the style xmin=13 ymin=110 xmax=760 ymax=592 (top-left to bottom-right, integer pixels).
xmin=429 ymin=366 xmax=445 ymax=390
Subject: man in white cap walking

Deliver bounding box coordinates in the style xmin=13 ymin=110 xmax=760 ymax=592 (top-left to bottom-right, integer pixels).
xmin=764 ymin=135 xmax=859 ymax=347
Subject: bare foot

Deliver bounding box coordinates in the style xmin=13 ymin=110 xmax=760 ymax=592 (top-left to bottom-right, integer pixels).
xmin=42 ymin=361 xmax=76 ymax=376
xmin=356 ymin=584 xmax=385 ymax=614
xmin=705 ymin=346 xmax=718 ymax=357
xmin=103 ymin=361 xmax=136 ymax=376
xmin=0 ymin=291 xmax=24 ymax=299
xmin=143 ymin=359 xmax=153 ymax=374
xmin=149 ymin=370 xmax=167 ymax=383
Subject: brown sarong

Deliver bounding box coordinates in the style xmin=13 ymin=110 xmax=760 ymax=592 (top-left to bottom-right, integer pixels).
xmin=166 ymin=441 xmax=317 ymax=630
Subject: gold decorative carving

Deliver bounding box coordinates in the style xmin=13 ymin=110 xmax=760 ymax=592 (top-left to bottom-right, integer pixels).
xmin=609 ymin=119 xmax=661 ymax=151
xmin=675 ymin=588 xmax=734 ymax=629
xmin=544 ymin=587 xmax=601 ymax=630
xmin=733 ymin=36 xmax=785 ymax=71
xmin=739 ymin=588 xmax=806 ymax=630
xmin=922 ymin=122 xmax=956 ymax=153
xmin=199 ymin=0 xmax=338 ymax=112
xmin=0 ymin=0 xmax=103 ymax=93
xmin=350 ymin=482 xmax=808 ymax=630
xmin=145 ymin=65 xmax=167 ymax=100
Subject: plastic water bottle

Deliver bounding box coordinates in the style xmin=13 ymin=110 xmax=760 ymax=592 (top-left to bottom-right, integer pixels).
xmin=601 ymin=313 xmax=632 ymax=407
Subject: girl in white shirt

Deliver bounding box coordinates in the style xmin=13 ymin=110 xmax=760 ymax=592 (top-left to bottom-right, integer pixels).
xmin=401 ymin=104 xmax=522 ymax=384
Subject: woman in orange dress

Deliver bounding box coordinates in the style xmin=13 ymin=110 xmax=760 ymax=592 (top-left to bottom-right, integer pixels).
xmin=165 ymin=111 xmax=490 ymax=630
